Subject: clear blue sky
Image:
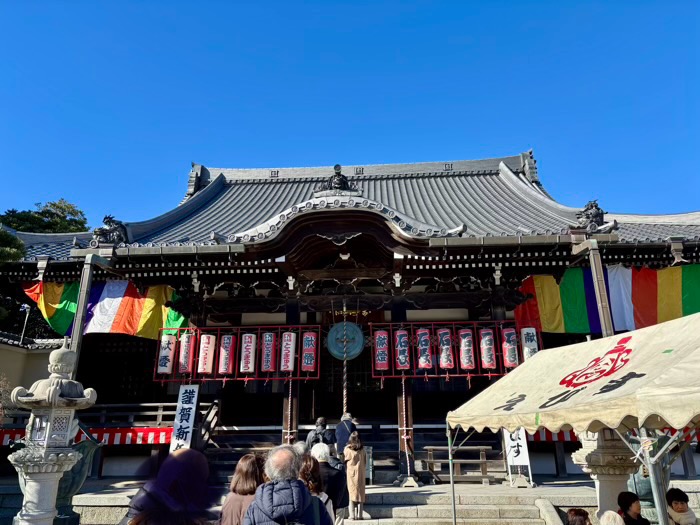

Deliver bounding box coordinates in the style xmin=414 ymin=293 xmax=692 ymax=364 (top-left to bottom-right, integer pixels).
xmin=1 ymin=1 xmax=698 ymax=229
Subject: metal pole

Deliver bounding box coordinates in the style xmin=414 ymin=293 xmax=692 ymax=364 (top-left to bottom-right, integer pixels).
xmin=447 ymin=421 xmax=457 ymax=525
xmin=70 ymin=257 xmax=96 ymax=379
xmin=19 ymin=305 xmax=30 ymax=345
xmin=572 ymin=239 xmax=614 ymax=337
xmin=588 ymin=240 xmax=614 ymax=337
xmin=70 ymin=254 xmax=116 ymax=379
xmin=640 ymin=428 xmax=670 ymax=525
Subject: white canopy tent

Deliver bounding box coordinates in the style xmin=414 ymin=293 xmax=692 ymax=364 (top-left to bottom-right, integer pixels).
xmin=446 ymin=313 xmax=700 ymax=525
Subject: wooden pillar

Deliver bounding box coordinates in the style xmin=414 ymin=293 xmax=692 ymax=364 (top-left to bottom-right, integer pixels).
xmin=554 ymin=441 xmax=568 ymax=478
xmin=282 ymin=299 xmax=301 ymax=443
xmin=492 ymin=302 xmax=506 ymax=321
xmin=681 ymin=446 xmax=697 ymax=479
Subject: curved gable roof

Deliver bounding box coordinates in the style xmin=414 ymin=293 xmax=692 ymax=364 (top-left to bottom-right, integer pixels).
xmin=128 ymin=152 xmax=580 ymax=246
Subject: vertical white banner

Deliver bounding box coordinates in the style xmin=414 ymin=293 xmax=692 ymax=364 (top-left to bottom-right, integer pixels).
xmin=502 ymin=428 xmax=533 ymax=486
xmin=170 ymin=384 xmax=199 ymax=452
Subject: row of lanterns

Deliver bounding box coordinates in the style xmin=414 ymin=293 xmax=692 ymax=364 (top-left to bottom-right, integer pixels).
xmin=156 ymin=331 xmax=319 ymax=375
xmin=372 ymin=326 xmax=539 ymax=372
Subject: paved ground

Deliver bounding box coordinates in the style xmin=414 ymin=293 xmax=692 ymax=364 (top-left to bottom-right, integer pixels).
xmin=0 ymin=474 xmax=598 ymax=502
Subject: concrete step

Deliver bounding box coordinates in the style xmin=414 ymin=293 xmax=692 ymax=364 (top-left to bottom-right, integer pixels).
xmin=365 ymin=493 xmax=546 ymax=506
xmin=362 ymin=504 xmax=540 ymax=519
xmin=346 ymin=518 xmax=544 ymax=525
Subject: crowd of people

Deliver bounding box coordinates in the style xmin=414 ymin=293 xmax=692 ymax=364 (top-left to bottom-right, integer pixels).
xmin=120 ymin=414 xmax=367 ymax=525
xmin=118 ymin=415 xmax=698 ymax=525
xmin=565 ymin=488 xmax=697 ymax=525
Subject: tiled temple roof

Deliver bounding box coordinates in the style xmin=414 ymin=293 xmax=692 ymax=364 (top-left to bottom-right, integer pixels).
xmin=4 ymin=151 xmax=700 ymax=260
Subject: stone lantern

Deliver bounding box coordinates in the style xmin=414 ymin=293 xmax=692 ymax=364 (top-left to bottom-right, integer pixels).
xmin=8 ymin=341 xmax=96 ymax=525
xmin=571 ymin=430 xmax=640 ymax=519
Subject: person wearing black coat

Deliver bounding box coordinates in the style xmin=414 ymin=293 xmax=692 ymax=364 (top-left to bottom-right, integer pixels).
xmin=618 ymin=492 xmax=651 ymax=525
xmin=335 ymin=414 xmax=356 ymax=457
xmin=310 ymin=443 xmax=348 ymax=525
xmin=306 ymin=417 xmax=337 ymax=450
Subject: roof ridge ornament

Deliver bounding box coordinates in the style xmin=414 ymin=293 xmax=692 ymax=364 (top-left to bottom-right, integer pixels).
xmin=571 ymin=200 xmax=618 ymax=234
xmin=90 ymin=215 xmax=128 ymax=248
xmin=313 ymin=164 xmax=362 ymax=198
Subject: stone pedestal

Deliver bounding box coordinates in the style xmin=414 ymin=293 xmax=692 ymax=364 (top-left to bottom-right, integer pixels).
xmin=571 ymin=430 xmax=639 ymax=519
xmin=8 ymin=447 xmax=81 ymax=525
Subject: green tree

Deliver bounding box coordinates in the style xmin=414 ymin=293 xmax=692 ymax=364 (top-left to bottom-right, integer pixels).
xmin=0 ymin=229 xmax=25 ymax=262
xmin=0 ymin=199 xmax=88 ymax=233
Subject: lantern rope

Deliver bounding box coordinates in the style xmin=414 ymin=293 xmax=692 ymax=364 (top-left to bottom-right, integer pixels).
xmin=342 ymin=299 xmax=348 ymax=415
xmin=401 ymin=373 xmax=412 ymax=478
xmin=285 ymin=374 xmax=293 ymax=443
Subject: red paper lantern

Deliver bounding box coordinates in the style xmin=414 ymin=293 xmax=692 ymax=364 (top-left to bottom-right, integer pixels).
xmin=394 ymin=329 xmax=410 ymax=370
xmin=416 ymin=328 xmax=433 ymax=369
xmin=502 ymin=327 xmax=519 ymax=368
xmin=437 ymin=328 xmax=455 ymax=369
xmin=217 ymin=334 xmax=236 ymax=374
xmin=178 ymin=332 xmax=195 ymax=374
xmin=479 ymin=328 xmax=497 ymax=370
xmin=374 ymin=330 xmax=390 ymax=371
xmin=301 ymin=332 xmax=318 ymax=372
xmin=280 ymin=332 xmax=297 ymax=372
xmin=458 ymin=329 xmax=475 ymax=370
xmin=261 ymin=332 xmax=277 ymax=372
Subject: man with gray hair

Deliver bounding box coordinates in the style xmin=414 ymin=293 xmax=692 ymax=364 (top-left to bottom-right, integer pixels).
xmin=311 ymin=443 xmax=348 ymax=525
xmin=244 ymin=445 xmax=332 ymax=525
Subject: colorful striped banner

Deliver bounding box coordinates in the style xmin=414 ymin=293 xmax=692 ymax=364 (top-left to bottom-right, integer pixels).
xmin=23 ymin=281 xmax=188 ymax=340
xmin=516 ymin=264 xmax=700 ymax=334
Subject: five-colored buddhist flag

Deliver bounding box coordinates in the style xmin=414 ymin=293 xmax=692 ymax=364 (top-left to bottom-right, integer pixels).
xmin=23 ymin=281 xmax=188 ymax=340
xmin=516 ymin=264 xmax=700 ymax=334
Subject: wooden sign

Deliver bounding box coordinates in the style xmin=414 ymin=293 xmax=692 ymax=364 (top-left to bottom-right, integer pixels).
xmin=170 ymin=384 xmax=199 ymax=452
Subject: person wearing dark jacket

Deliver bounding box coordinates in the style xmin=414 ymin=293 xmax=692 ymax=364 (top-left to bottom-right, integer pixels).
xmin=618 ymin=491 xmax=650 ymax=525
xmin=306 ymin=417 xmax=337 ymax=450
xmin=244 ymin=445 xmax=333 ymax=525
xmin=311 ymin=443 xmax=348 ymax=525
xmin=335 ymin=414 xmax=356 ymax=456
xmin=119 ymin=448 xmax=215 ymax=525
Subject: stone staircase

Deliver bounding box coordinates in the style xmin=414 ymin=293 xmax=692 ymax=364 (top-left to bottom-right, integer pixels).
xmin=205 ymin=424 xmax=507 ymax=488
xmin=347 ymin=491 xmax=545 ymax=525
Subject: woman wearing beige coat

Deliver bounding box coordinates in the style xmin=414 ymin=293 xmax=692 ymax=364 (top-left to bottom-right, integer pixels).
xmin=343 ymin=431 xmax=367 ymax=520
